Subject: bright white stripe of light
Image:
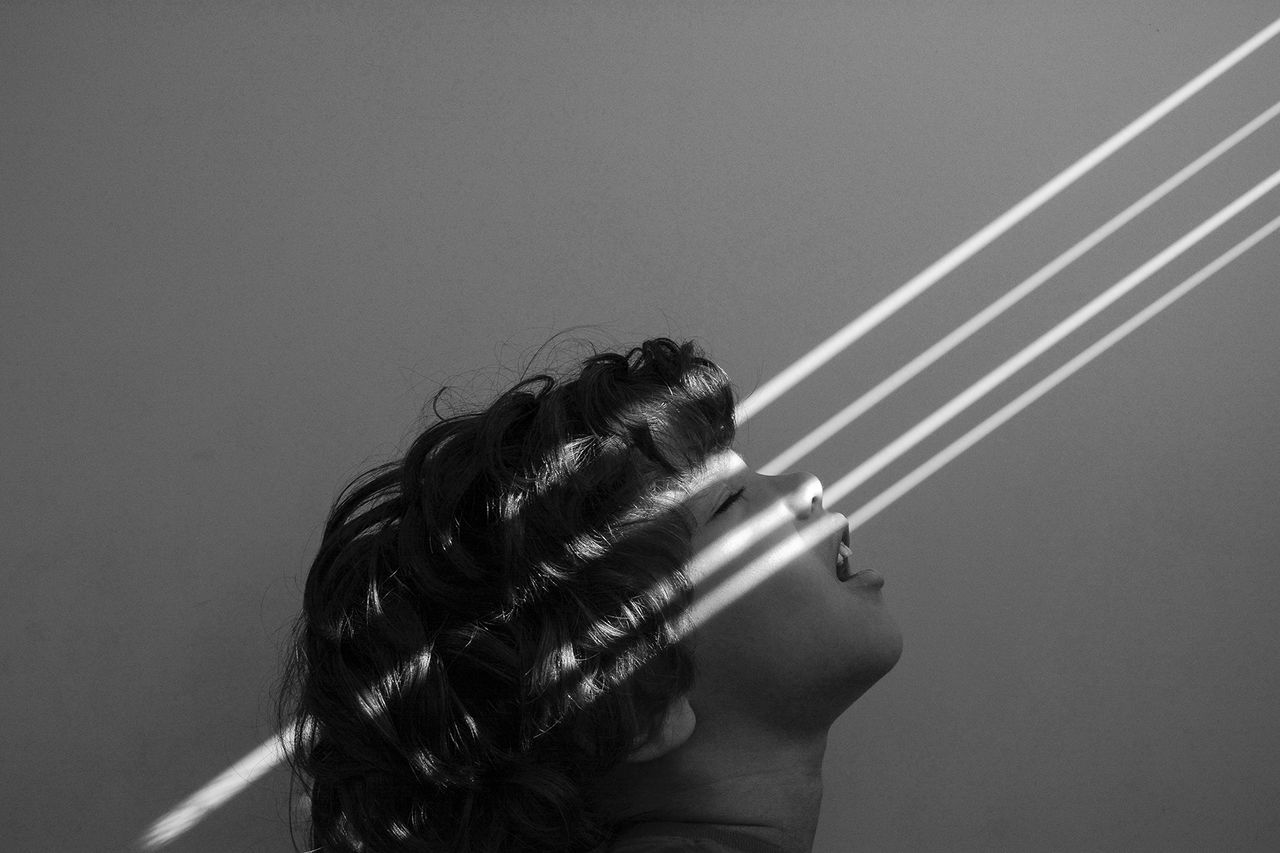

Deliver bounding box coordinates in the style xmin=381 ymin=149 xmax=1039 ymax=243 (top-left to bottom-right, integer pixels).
xmin=843 ymin=213 xmax=1280 ymax=531
xmin=736 ymin=15 xmax=1280 ymax=424
xmin=683 ymin=509 xmax=848 ymax=630
xmin=138 ymin=731 xmax=290 ymax=850
xmin=697 ymin=213 xmax=1280 ymax=624
xmin=136 ymin=16 xmax=1280 ymax=845
xmin=823 ymin=166 xmax=1280 ymax=506
xmin=761 ymin=98 xmax=1280 ymax=475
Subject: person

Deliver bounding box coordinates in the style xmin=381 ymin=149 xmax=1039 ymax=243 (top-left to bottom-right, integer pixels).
xmin=278 ymin=337 xmax=902 ymax=853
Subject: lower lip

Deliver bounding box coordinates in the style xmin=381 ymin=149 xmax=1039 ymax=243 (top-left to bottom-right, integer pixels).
xmin=842 ymin=568 xmax=885 ymax=589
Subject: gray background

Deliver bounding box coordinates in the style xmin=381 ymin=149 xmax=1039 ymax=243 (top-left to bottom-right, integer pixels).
xmin=4 ymin=2 xmax=1279 ymax=851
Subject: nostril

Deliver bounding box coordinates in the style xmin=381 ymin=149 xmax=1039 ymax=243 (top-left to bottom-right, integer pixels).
xmin=781 ymin=470 xmax=824 ymax=517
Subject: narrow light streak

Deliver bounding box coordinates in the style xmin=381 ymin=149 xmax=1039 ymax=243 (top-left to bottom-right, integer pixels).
xmin=761 ymin=98 xmax=1280 ymax=475
xmin=137 ymin=18 xmax=1280 ymax=844
xmin=138 ymin=730 xmax=291 ymax=850
xmin=136 ymin=174 xmax=1280 ymax=853
xmin=736 ymin=15 xmax=1280 ymax=424
xmin=823 ymin=166 xmax=1280 ymax=506
xmin=137 ymin=179 xmax=1276 ymax=838
xmin=841 ymin=213 xmax=1280 ymax=532
xmin=694 ymin=212 xmax=1280 ymax=627
xmin=130 ymin=467 xmax=769 ymax=848
xmin=682 ymin=512 xmax=848 ymax=632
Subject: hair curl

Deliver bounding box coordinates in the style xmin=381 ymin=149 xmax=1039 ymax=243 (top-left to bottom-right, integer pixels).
xmin=278 ymin=338 xmax=736 ymax=852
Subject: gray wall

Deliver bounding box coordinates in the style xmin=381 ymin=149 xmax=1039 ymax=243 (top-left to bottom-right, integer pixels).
xmin=4 ymin=3 xmax=1279 ymax=851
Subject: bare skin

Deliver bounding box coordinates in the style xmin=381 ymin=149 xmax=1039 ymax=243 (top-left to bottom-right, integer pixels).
xmin=603 ymin=716 xmax=828 ymax=853
xmin=602 ymin=452 xmax=902 ymax=852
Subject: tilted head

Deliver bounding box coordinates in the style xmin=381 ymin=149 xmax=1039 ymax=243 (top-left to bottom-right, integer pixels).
xmin=279 ymin=338 xmax=736 ymax=852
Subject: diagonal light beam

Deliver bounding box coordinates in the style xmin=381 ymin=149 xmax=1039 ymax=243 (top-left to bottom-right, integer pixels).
xmin=137 ymin=174 xmax=1276 ymax=842
xmin=761 ymin=98 xmax=1280 ymax=475
xmin=842 ymin=212 xmax=1280 ymax=531
xmin=139 ymin=730 xmax=292 ymax=850
xmin=689 ymin=213 xmax=1280 ymax=628
xmin=137 ymin=171 xmax=1280 ymax=851
xmin=136 ymin=15 xmax=1280 ymax=844
xmin=689 ymin=212 xmax=1280 ymax=625
xmin=736 ymin=14 xmax=1280 ymax=424
xmin=823 ymin=166 xmax=1280 ymax=506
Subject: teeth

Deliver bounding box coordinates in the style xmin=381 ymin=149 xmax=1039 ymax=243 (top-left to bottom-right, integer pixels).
xmin=836 ymin=542 xmax=853 ymax=581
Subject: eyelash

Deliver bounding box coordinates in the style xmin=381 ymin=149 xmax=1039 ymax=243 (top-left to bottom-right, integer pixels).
xmin=713 ymin=487 xmax=746 ymax=517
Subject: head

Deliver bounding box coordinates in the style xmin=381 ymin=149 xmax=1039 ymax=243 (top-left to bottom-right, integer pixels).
xmin=279 ymin=336 xmax=902 ymax=852
xmin=279 ymin=338 xmax=736 ymax=852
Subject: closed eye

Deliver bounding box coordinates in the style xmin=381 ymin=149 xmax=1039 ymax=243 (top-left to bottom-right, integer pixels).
xmin=712 ymin=487 xmax=746 ymax=518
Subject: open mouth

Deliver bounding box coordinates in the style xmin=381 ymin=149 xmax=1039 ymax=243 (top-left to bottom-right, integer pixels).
xmin=835 ymin=524 xmax=853 ymax=581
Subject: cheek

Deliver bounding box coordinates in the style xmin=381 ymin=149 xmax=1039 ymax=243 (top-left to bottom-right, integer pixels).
xmin=691 ymin=558 xmax=842 ymax=683
xmin=684 ymin=522 xmax=879 ymax=687
xmin=687 ymin=572 xmax=902 ymax=721
xmin=749 ymin=564 xmax=900 ymax=682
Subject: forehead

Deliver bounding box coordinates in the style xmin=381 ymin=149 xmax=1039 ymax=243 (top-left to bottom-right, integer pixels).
xmin=652 ymin=449 xmax=746 ymax=515
xmin=680 ymin=449 xmax=747 ymax=502
xmin=695 ymin=449 xmax=747 ymax=482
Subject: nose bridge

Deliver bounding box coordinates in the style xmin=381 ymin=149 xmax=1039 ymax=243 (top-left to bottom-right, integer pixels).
xmin=771 ymin=469 xmax=824 ymax=517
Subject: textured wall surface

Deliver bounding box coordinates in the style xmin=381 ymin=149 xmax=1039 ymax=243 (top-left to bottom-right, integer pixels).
xmin=3 ymin=3 xmax=1279 ymax=851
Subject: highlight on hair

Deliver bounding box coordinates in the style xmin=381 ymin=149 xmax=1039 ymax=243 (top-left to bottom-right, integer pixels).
xmin=278 ymin=338 xmax=736 ymax=852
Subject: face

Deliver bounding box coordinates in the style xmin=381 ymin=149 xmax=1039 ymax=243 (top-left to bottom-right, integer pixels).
xmin=677 ymin=450 xmax=902 ymax=731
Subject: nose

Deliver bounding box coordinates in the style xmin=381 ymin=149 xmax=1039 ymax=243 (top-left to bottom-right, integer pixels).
xmin=773 ymin=470 xmax=824 ymax=519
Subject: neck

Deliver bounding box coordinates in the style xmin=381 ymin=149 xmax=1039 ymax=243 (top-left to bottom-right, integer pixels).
xmin=602 ymin=725 xmax=829 ymax=853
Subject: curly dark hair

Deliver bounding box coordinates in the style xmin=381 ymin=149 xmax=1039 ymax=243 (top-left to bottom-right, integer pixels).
xmin=278 ymin=337 xmax=736 ymax=852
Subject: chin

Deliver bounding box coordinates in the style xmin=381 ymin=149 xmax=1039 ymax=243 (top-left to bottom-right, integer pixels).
xmin=841 ymin=624 xmax=904 ymax=707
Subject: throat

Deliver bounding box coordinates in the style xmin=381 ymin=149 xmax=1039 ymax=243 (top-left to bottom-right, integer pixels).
xmin=603 ymin=752 xmax=826 ymax=853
